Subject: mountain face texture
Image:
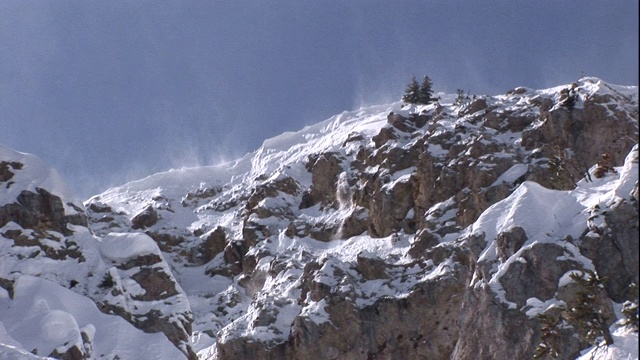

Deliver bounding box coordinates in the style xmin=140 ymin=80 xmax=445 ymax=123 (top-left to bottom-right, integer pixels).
xmin=1 ymin=77 xmax=638 ymax=359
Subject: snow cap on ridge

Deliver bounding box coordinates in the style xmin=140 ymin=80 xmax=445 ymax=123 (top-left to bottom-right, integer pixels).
xmin=0 ymin=143 xmax=81 ymax=212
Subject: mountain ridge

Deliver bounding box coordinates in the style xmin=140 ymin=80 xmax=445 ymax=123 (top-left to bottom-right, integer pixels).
xmin=1 ymin=77 xmax=638 ymax=359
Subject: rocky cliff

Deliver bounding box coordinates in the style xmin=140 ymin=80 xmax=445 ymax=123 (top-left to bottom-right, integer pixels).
xmin=1 ymin=77 xmax=638 ymax=359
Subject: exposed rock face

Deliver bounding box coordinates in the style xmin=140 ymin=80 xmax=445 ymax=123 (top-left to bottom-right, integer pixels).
xmin=195 ymin=226 xmax=227 ymax=264
xmin=579 ymin=181 xmax=639 ymax=302
xmin=408 ymin=229 xmax=440 ymax=258
xmin=521 ymin=87 xmax=638 ymax=190
xmin=289 ymin=265 xmax=469 ymax=360
xmin=368 ymin=174 xmax=414 ymax=237
xmin=496 ymin=226 xmax=527 ymax=261
xmin=453 ymin=287 xmax=543 ymax=359
xmin=0 ymin=188 xmax=87 ymax=235
xmin=215 ymin=245 xmax=472 ymax=360
xmin=305 ymin=152 xmax=342 ymax=208
xmin=355 ymin=252 xmax=389 ymax=280
xmin=454 ymin=239 xmax=615 ymax=360
xmin=206 ymin=79 xmax=639 ymax=359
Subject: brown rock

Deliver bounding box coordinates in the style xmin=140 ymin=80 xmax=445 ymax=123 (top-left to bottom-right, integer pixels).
xmin=131 ymin=267 xmax=179 ymax=301
xmin=131 ymin=205 xmax=158 ymax=230
xmin=372 ymin=127 xmax=398 ymax=148
xmin=305 ymin=152 xmax=343 ymax=208
xmin=198 ymin=226 xmax=227 ymax=264
xmin=496 ymin=226 xmax=527 ymax=262
xmin=459 ymin=97 xmax=488 ymax=116
xmin=0 ymin=188 xmax=87 ymax=235
xmin=387 ymin=112 xmax=415 ymax=133
xmin=579 ymin=197 xmax=639 ymax=302
xmin=285 ymin=263 xmax=470 ymax=360
xmin=408 ymin=229 xmax=440 ymax=259
xmin=355 ymin=253 xmax=389 ymax=280
xmin=0 ymin=161 xmax=22 ymax=183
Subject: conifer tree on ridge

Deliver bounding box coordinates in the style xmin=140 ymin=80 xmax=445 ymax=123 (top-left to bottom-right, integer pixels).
xmin=402 ymin=74 xmax=434 ymax=105
xmin=418 ymin=75 xmax=434 ymax=104
xmin=402 ymin=76 xmax=421 ymax=104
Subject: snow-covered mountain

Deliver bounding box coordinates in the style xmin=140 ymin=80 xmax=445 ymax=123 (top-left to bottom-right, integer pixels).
xmin=1 ymin=77 xmax=638 ymax=359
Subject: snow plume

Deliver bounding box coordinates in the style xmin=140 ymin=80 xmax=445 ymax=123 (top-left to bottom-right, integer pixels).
xmin=335 ymin=171 xmax=352 ymax=210
xmin=334 ymin=171 xmax=355 ymax=240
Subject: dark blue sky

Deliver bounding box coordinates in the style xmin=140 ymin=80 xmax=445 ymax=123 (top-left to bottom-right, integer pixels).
xmin=1 ymin=1 xmax=638 ymax=198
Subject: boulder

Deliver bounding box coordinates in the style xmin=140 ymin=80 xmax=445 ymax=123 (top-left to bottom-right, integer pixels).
xmin=130 ymin=205 xmax=158 ymax=229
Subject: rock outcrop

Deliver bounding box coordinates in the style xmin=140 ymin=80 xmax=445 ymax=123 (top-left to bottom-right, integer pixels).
xmin=0 ymin=187 xmax=87 ymax=236
xmin=96 ymin=232 xmax=197 ymax=359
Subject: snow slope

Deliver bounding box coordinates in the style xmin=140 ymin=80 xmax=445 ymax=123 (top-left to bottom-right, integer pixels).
xmin=0 ymin=275 xmax=185 ymax=359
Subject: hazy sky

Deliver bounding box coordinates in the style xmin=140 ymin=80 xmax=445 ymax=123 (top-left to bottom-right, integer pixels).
xmin=1 ymin=1 xmax=638 ymax=198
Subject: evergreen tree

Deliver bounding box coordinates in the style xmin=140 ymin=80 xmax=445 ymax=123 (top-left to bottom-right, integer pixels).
xmin=567 ymin=270 xmax=613 ymax=346
xmin=402 ymin=76 xmax=421 ymax=104
xmin=619 ymin=283 xmax=638 ymax=332
xmin=535 ymin=270 xmax=614 ymax=358
xmin=418 ymin=75 xmax=434 ymax=104
xmin=402 ymin=75 xmax=435 ymax=105
xmin=454 ymin=89 xmax=466 ymax=105
xmin=534 ymin=310 xmax=565 ymax=359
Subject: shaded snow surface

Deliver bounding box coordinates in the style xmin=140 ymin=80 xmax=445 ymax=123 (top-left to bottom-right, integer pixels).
xmin=0 ymin=276 xmax=184 ymax=359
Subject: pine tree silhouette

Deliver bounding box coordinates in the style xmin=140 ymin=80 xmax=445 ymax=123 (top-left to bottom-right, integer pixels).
xmin=402 ymin=76 xmax=421 ymax=104
xmin=418 ymin=75 xmax=434 ymax=104
xmin=402 ymin=75 xmax=434 ymax=105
